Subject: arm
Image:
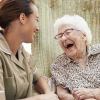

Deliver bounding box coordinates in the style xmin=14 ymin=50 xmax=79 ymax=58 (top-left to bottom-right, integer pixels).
xmin=19 ymin=76 xmax=59 ymax=100
xmin=33 ymin=76 xmax=51 ymax=94
xmin=20 ymin=92 xmax=59 ymax=100
xmin=91 ymin=88 xmax=100 ymax=100
xmin=29 ymin=55 xmax=51 ymax=94
xmin=57 ymin=85 xmax=75 ymax=100
xmin=0 ymin=59 xmax=6 ymax=100
xmin=31 ymin=68 xmax=59 ymax=100
xmin=72 ymin=88 xmax=100 ymax=100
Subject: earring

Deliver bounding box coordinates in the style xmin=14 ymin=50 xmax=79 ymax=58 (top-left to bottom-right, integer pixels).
xmin=23 ymin=22 xmax=24 ymax=24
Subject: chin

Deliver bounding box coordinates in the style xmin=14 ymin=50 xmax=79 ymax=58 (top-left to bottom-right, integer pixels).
xmin=26 ymin=40 xmax=33 ymax=43
xmin=66 ymin=52 xmax=76 ymax=58
xmin=30 ymin=40 xmax=34 ymax=43
xmin=29 ymin=38 xmax=34 ymax=43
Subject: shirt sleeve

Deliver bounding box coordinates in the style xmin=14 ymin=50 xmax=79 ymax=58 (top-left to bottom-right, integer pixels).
xmin=0 ymin=59 xmax=6 ymax=100
xmin=50 ymin=60 xmax=68 ymax=88
xmin=29 ymin=55 xmax=41 ymax=83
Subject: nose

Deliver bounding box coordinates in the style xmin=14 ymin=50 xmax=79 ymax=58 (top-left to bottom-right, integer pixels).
xmin=36 ymin=28 xmax=39 ymax=32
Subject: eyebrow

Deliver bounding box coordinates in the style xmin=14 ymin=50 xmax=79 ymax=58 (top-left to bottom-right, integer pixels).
xmin=58 ymin=29 xmax=68 ymax=34
xmin=59 ymin=28 xmax=73 ymax=34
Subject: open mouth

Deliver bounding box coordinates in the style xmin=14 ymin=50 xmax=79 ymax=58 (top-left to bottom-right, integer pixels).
xmin=66 ymin=44 xmax=74 ymax=49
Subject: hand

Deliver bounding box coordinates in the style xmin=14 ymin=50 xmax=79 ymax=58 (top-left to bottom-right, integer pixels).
xmin=40 ymin=92 xmax=59 ymax=100
xmin=72 ymin=88 xmax=94 ymax=100
xmin=57 ymin=85 xmax=75 ymax=100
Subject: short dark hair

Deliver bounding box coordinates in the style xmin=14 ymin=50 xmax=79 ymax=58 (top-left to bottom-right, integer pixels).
xmin=0 ymin=0 xmax=35 ymax=29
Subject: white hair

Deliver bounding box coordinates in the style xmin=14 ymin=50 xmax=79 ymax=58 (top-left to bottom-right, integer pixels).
xmin=54 ymin=15 xmax=92 ymax=45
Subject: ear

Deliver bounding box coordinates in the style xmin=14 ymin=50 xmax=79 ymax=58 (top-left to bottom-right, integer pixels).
xmin=19 ymin=13 xmax=26 ymax=25
xmin=82 ymin=33 xmax=87 ymax=42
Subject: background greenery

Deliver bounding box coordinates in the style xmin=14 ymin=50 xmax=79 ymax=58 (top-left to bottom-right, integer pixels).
xmin=32 ymin=0 xmax=100 ymax=77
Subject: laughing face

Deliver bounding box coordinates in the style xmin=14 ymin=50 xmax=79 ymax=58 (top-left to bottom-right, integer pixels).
xmin=58 ymin=24 xmax=87 ymax=59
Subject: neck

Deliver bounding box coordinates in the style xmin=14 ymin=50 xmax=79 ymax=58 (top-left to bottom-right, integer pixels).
xmin=3 ymin=30 xmax=22 ymax=56
xmin=74 ymin=52 xmax=87 ymax=63
xmin=71 ymin=47 xmax=87 ymax=70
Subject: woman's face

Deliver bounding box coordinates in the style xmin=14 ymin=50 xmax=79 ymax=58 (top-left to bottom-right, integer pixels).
xmin=58 ymin=24 xmax=87 ymax=59
xmin=22 ymin=4 xmax=39 ymax=43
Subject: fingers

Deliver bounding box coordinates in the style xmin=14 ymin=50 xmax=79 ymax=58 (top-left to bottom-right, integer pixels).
xmin=72 ymin=88 xmax=94 ymax=100
xmin=43 ymin=92 xmax=59 ymax=100
xmin=51 ymin=92 xmax=59 ymax=100
xmin=72 ymin=88 xmax=84 ymax=100
xmin=57 ymin=85 xmax=69 ymax=98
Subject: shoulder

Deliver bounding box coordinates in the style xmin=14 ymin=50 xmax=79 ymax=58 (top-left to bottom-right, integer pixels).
xmin=87 ymin=44 xmax=100 ymax=56
xmin=50 ymin=52 xmax=70 ymax=69
xmin=52 ymin=53 xmax=67 ymax=63
xmin=21 ymin=44 xmax=35 ymax=67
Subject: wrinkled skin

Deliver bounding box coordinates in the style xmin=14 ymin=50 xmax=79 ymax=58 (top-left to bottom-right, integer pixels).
xmin=57 ymin=85 xmax=75 ymax=100
xmin=57 ymin=86 xmax=97 ymax=100
xmin=72 ymin=88 xmax=97 ymax=100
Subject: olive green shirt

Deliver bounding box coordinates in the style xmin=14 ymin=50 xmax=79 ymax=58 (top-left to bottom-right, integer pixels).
xmin=0 ymin=32 xmax=41 ymax=100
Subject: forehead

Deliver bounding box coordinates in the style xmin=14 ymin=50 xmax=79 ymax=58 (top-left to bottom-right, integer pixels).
xmin=31 ymin=4 xmax=38 ymax=17
xmin=58 ymin=24 xmax=76 ymax=33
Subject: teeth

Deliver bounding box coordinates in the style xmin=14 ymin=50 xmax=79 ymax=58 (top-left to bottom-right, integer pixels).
xmin=66 ymin=45 xmax=68 ymax=48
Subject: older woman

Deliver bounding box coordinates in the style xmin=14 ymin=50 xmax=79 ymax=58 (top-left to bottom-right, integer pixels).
xmin=50 ymin=15 xmax=100 ymax=100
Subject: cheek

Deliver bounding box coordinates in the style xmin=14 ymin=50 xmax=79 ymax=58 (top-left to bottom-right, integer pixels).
xmin=58 ymin=40 xmax=65 ymax=50
xmin=75 ymin=39 xmax=84 ymax=53
xmin=75 ymin=39 xmax=81 ymax=48
xmin=58 ymin=40 xmax=62 ymax=46
xmin=32 ymin=20 xmax=38 ymax=27
xmin=70 ymin=33 xmax=81 ymax=43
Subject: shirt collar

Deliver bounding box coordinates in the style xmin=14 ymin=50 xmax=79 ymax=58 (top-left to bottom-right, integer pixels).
xmin=55 ymin=52 xmax=72 ymax=66
xmin=0 ymin=31 xmax=31 ymax=63
xmin=0 ymin=32 xmax=24 ymax=56
xmin=57 ymin=44 xmax=100 ymax=66
xmin=21 ymin=45 xmax=31 ymax=63
xmin=87 ymin=44 xmax=100 ymax=57
xmin=0 ymin=32 xmax=12 ymax=55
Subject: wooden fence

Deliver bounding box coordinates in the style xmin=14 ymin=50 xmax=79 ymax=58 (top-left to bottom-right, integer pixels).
xmin=32 ymin=0 xmax=100 ymax=77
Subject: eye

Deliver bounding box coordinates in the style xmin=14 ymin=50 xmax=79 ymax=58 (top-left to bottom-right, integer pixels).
xmin=58 ymin=34 xmax=63 ymax=38
xmin=65 ymin=30 xmax=72 ymax=35
xmin=36 ymin=19 xmax=39 ymax=22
